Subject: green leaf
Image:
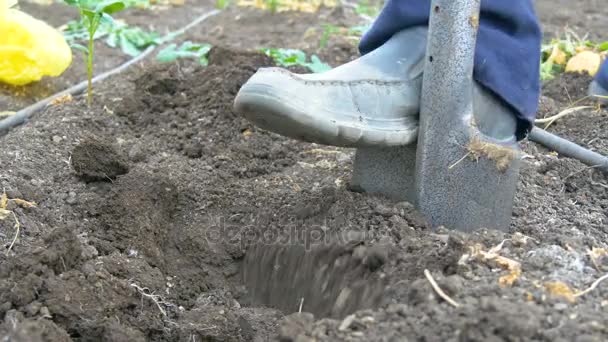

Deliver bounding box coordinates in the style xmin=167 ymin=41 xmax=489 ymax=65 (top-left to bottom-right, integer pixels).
xmin=348 ymin=25 xmax=369 ymax=36
xmin=216 ymin=0 xmax=229 ymax=9
xmin=261 ymin=48 xmax=331 ymax=73
xmin=96 ymin=1 xmax=127 ymax=14
xmin=63 ymin=0 xmax=80 ymax=6
xmin=119 ymin=34 xmax=142 ymax=56
xmin=99 ymin=12 xmax=115 ymax=26
xmin=598 ymin=41 xmax=608 ymax=52
xmin=70 ymin=43 xmax=89 ymax=55
xmin=106 ymin=32 xmax=119 ymax=48
xmin=306 ymin=55 xmax=331 ymax=73
xmin=156 ymin=44 xmax=181 ymax=62
xmin=156 ymin=42 xmax=212 ymax=65
xmin=81 ymin=9 xmax=97 ymax=22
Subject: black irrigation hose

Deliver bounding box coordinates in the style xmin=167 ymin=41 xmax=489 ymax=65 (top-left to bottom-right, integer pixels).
xmin=528 ymin=127 xmax=608 ymax=172
xmin=0 ymin=8 xmax=221 ymax=135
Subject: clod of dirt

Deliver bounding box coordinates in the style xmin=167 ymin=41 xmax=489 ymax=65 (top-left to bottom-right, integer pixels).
xmin=71 ymin=136 xmax=129 ymax=182
xmin=101 ymin=321 xmax=146 ymax=342
xmin=278 ymin=312 xmax=315 ymax=342
xmin=207 ymin=45 xmax=274 ymax=70
xmin=1 ymin=310 xmax=72 ymax=342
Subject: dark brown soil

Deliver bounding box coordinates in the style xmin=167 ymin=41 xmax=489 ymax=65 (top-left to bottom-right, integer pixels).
xmin=1 ymin=1 xmax=608 ymax=341
xmin=71 ymin=136 xmax=130 ymax=182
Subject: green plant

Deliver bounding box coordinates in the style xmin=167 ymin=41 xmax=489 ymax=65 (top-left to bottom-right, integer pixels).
xmin=105 ymin=22 xmax=161 ymax=56
xmin=156 ymin=41 xmax=212 ymax=65
xmin=63 ymin=18 xmax=161 ymax=57
xmin=347 ymin=25 xmax=370 ymax=36
xmin=63 ymin=0 xmax=127 ymax=106
xmin=261 ymin=48 xmax=331 ymax=73
xmin=215 ymin=0 xmax=229 ymax=9
xmin=539 ymin=32 xmax=608 ymax=81
xmin=123 ymin=0 xmax=150 ymax=7
xmin=319 ymin=24 xmax=339 ymax=49
xmin=266 ymin=0 xmax=279 ymax=13
xmin=355 ymin=0 xmax=379 ymax=17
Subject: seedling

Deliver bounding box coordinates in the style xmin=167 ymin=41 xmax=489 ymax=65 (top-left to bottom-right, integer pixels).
xmin=63 ymin=0 xmax=127 ymax=106
xmin=215 ymin=0 xmax=229 ymax=9
xmin=63 ymin=18 xmax=161 ymax=57
xmin=266 ymin=0 xmax=279 ymax=13
xmin=260 ymin=48 xmax=331 ymax=73
xmin=319 ymin=24 xmax=339 ymax=49
xmin=157 ymin=41 xmax=212 ymax=65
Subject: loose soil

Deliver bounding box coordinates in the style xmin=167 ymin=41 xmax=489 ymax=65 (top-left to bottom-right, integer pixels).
xmin=1 ymin=1 xmax=608 ymax=341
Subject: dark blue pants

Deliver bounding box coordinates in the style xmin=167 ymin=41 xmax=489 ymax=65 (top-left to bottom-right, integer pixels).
xmin=597 ymin=60 xmax=608 ymax=91
xmin=359 ymin=0 xmax=541 ymax=140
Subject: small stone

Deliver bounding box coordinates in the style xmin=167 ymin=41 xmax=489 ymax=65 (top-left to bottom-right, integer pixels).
xmin=442 ymin=274 xmax=465 ymax=295
xmin=363 ymin=245 xmax=388 ymax=271
xmin=40 ymin=306 xmax=52 ymax=318
xmin=294 ymin=335 xmax=315 ymax=342
xmin=24 ymin=301 xmax=42 ymax=316
xmin=338 ymin=314 xmax=356 ymax=331
xmin=374 ymin=204 xmax=396 ymax=217
xmin=386 ymin=303 xmax=408 ymax=316
xmin=66 ymin=192 xmax=77 ymax=205
xmin=184 ymin=142 xmax=203 ymax=158
xmin=81 ymin=244 xmax=98 ymax=260
xmin=0 ymin=302 xmax=12 ymax=313
xmin=336 ymin=152 xmax=351 ymax=164
xmin=52 ymin=135 xmax=62 ymax=143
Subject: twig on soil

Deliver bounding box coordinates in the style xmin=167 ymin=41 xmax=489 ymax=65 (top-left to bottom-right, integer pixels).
xmin=574 ymin=273 xmax=608 ymax=298
xmin=6 ymin=212 xmax=20 ymax=256
xmin=589 ymin=173 xmax=608 ymax=189
xmin=298 ymin=297 xmax=304 ymax=313
xmin=131 ymin=283 xmax=174 ymax=316
xmin=424 ymin=269 xmax=460 ymax=308
xmin=304 ymin=148 xmax=341 ymax=155
xmin=561 ymin=165 xmax=601 ymax=192
xmin=534 ymin=106 xmax=594 ymax=129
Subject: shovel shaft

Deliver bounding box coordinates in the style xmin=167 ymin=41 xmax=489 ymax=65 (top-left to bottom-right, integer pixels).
xmin=418 ymin=0 xmax=480 ymax=142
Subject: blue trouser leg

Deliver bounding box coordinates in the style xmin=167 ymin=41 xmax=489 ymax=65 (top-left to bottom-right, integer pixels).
xmin=596 ymin=59 xmax=608 ymax=91
xmin=359 ymin=0 xmax=542 ymax=140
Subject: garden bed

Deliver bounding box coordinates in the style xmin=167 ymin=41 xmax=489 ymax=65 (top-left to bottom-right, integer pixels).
xmin=1 ymin=1 xmax=608 ymax=341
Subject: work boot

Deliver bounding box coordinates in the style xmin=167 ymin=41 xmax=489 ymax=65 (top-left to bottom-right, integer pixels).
xmin=589 ymin=80 xmax=608 ymax=105
xmin=234 ymin=27 xmax=517 ymax=147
